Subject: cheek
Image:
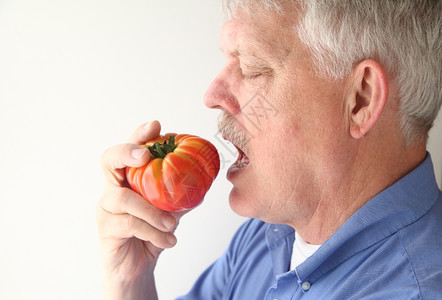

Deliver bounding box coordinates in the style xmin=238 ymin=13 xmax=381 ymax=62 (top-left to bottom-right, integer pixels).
xmin=252 ymin=134 xmax=297 ymax=193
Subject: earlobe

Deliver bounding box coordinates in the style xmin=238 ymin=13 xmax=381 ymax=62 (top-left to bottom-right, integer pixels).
xmin=348 ymin=59 xmax=389 ymax=139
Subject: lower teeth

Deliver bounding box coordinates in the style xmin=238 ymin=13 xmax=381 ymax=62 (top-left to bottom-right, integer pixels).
xmin=237 ymin=155 xmax=249 ymax=168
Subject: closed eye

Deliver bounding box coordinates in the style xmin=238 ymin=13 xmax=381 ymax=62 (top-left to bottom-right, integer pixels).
xmin=241 ymin=72 xmax=262 ymax=80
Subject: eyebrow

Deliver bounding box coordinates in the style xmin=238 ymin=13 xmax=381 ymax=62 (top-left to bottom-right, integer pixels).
xmin=221 ymin=37 xmax=291 ymax=66
xmin=219 ymin=48 xmax=241 ymax=57
xmin=220 ymin=47 xmax=273 ymax=65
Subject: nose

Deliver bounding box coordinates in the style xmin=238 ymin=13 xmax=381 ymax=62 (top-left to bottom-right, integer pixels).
xmin=203 ymin=73 xmax=240 ymax=115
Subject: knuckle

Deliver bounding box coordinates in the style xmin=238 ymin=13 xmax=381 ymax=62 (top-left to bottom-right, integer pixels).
xmin=100 ymin=146 xmax=122 ymax=171
xmin=135 ymin=124 xmax=145 ymax=138
xmin=118 ymin=187 xmax=135 ymax=207
xmin=100 ymin=143 xmax=134 ymax=170
xmin=95 ymin=205 xmax=111 ymax=236
xmin=100 ymin=185 xmax=128 ymax=214
xmin=121 ymin=142 xmax=133 ymax=153
xmin=98 ymin=190 xmax=112 ymax=212
xmin=124 ymin=215 xmax=138 ymax=232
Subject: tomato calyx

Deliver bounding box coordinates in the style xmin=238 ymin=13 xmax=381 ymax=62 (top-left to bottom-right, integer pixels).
xmin=148 ymin=135 xmax=177 ymax=159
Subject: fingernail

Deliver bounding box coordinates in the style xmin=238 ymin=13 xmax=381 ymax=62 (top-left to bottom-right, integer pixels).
xmin=162 ymin=214 xmax=176 ymax=229
xmin=131 ymin=148 xmax=147 ymax=160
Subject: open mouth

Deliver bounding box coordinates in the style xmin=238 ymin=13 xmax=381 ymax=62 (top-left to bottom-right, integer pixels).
xmin=217 ymin=113 xmax=251 ymax=177
xmin=224 ymin=137 xmax=251 ymax=181
xmin=234 ymin=145 xmax=250 ymax=169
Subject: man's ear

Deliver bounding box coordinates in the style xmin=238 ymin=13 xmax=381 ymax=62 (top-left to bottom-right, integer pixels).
xmin=347 ymin=59 xmax=389 ymax=139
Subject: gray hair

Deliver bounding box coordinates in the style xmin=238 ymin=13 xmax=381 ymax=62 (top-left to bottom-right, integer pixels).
xmin=223 ymin=0 xmax=442 ymax=144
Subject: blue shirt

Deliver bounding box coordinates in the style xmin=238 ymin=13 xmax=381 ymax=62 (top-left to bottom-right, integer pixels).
xmin=177 ymin=154 xmax=442 ymax=299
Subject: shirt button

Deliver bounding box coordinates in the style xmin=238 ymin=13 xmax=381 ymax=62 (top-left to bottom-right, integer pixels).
xmin=301 ymin=281 xmax=311 ymax=291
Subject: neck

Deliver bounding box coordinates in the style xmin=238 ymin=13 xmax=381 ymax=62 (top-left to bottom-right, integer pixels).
xmin=292 ymin=138 xmax=426 ymax=245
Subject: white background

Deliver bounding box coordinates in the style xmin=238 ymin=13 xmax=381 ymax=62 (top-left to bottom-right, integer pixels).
xmin=0 ymin=1 xmax=440 ymax=299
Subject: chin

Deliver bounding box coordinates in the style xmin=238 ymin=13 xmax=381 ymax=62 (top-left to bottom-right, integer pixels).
xmin=228 ymin=187 xmax=262 ymax=220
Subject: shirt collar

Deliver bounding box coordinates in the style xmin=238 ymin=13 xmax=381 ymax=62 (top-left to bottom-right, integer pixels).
xmin=265 ymin=223 xmax=294 ymax=277
xmin=265 ymin=153 xmax=440 ymax=283
xmin=296 ymin=153 xmax=440 ymax=282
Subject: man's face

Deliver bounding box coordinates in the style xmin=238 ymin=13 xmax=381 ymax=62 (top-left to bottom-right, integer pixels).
xmin=204 ymin=7 xmax=350 ymax=226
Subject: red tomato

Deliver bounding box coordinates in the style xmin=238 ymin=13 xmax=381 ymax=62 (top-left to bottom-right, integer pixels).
xmin=126 ymin=134 xmax=220 ymax=212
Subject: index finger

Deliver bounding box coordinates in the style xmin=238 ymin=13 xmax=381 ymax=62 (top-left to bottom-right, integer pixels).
xmin=128 ymin=120 xmax=162 ymax=145
xmin=100 ymin=120 xmax=162 ymax=186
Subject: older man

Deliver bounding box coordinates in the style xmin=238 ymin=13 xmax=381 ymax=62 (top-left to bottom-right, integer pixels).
xmin=98 ymin=0 xmax=442 ymax=299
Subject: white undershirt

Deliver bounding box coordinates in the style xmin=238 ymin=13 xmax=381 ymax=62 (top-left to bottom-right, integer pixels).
xmin=290 ymin=232 xmax=322 ymax=270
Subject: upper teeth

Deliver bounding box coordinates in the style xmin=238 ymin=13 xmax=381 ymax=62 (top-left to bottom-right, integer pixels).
xmin=237 ymin=153 xmax=249 ymax=168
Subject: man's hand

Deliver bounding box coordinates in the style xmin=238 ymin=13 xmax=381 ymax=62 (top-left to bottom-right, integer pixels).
xmin=97 ymin=121 xmax=186 ymax=299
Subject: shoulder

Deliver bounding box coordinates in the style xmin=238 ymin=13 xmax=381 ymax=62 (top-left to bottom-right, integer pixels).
xmin=398 ymin=192 xmax=442 ymax=298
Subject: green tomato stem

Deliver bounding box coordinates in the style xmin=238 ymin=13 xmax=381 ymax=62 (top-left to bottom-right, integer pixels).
xmin=148 ymin=135 xmax=177 ymax=159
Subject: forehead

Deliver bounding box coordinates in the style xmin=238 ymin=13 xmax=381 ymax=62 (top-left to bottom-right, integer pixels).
xmin=220 ymin=8 xmax=297 ymax=61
